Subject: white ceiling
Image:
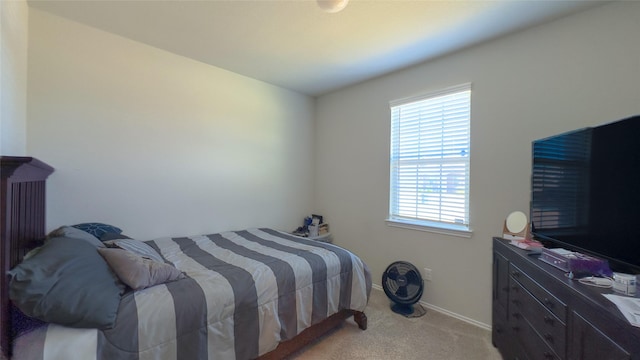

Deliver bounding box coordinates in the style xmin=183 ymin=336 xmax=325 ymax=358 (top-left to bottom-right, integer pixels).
xmin=28 ymin=0 xmax=608 ymax=96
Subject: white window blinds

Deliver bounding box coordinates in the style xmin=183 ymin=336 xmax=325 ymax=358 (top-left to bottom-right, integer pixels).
xmin=389 ymin=84 xmax=471 ymax=230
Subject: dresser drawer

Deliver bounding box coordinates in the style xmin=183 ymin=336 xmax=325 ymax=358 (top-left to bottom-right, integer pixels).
xmin=494 ymin=252 xmax=510 ymax=311
xmin=510 ymin=277 xmax=566 ymax=358
xmin=510 ymin=263 xmax=567 ymax=321
xmin=510 ymin=310 xmax=561 ymax=360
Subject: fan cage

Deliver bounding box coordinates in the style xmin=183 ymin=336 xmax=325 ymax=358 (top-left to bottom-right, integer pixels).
xmin=382 ymin=261 xmax=424 ymax=305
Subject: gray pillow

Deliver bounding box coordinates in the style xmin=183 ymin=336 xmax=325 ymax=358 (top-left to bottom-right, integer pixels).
xmin=97 ymin=248 xmax=185 ymax=290
xmin=9 ymin=237 xmax=124 ymax=329
xmin=47 ymin=226 xmax=105 ymax=248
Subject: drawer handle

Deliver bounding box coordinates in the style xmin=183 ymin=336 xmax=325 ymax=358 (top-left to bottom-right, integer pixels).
xmin=511 ymin=285 xmax=519 ymax=292
xmin=544 ymin=316 xmax=555 ymax=325
xmin=511 ymin=299 xmax=520 ymax=306
xmin=544 ymin=333 xmax=554 ymax=343
xmin=511 ymin=270 xmax=521 ymax=277
xmin=512 ymin=312 xmax=521 ymax=319
xmin=544 ymin=298 xmax=554 ymax=308
xmin=543 ymin=351 xmax=555 ymax=359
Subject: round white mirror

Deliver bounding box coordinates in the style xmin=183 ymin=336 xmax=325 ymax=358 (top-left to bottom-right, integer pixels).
xmin=506 ymin=211 xmax=528 ymax=234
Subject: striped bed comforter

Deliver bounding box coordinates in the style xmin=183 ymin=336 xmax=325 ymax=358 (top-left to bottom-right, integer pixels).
xmin=13 ymin=228 xmax=372 ymax=360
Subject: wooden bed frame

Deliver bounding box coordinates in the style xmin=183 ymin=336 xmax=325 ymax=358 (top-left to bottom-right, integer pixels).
xmin=0 ymin=156 xmax=367 ymax=359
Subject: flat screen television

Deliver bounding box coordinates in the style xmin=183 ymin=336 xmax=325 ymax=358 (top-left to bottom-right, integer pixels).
xmin=530 ymin=115 xmax=640 ymax=274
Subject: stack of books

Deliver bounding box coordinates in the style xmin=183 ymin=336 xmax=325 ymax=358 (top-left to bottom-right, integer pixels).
xmin=509 ymin=238 xmax=544 ymax=252
xmin=318 ymin=223 xmax=329 ymax=235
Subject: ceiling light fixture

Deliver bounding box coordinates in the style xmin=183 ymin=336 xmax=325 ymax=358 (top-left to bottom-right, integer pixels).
xmin=317 ymin=0 xmax=349 ymax=13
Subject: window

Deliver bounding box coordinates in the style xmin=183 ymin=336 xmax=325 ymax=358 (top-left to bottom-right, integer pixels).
xmin=388 ymin=84 xmax=471 ymax=235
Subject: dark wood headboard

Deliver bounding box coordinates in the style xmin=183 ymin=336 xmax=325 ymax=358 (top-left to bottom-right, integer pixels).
xmin=0 ymin=156 xmax=54 ymax=358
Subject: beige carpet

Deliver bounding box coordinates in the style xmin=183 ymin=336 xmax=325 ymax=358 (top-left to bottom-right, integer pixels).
xmin=290 ymin=289 xmax=502 ymax=360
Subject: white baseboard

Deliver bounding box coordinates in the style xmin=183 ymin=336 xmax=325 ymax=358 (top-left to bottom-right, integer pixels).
xmin=371 ymin=284 xmax=491 ymax=331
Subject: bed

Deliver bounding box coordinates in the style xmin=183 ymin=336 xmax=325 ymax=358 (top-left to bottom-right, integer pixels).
xmin=0 ymin=156 xmax=371 ymax=360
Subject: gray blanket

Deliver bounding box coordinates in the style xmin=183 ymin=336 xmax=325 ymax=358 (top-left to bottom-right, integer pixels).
xmin=13 ymin=228 xmax=371 ymax=360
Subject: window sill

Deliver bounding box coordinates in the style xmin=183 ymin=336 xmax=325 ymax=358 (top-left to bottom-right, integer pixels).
xmin=385 ymin=219 xmax=473 ymax=238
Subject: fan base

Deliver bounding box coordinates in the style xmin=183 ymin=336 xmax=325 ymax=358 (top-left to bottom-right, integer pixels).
xmin=390 ymin=303 xmax=415 ymax=316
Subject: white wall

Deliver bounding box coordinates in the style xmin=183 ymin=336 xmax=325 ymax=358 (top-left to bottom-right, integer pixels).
xmin=27 ymin=9 xmax=315 ymax=239
xmin=315 ymin=1 xmax=640 ymax=327
xmin=1 ymin=0 xmax=28 ymax=155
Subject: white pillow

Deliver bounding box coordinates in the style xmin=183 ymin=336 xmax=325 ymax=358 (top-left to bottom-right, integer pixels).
xmin=104 ymin=239 xmax=164 ymax=263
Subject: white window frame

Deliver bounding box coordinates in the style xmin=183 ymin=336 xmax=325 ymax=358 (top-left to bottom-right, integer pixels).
xmin=387 ymin=83 xmax=472 ymax=238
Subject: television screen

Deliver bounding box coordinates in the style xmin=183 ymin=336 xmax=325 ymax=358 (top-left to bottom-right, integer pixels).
xmin=531 ymin=115 xmax=640 ymax=274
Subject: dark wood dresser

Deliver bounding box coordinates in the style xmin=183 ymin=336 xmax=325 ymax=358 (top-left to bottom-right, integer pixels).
xmin=492 ymin=237 xmax=640 ymax=360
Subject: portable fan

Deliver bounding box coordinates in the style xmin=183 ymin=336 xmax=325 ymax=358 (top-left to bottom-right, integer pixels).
xmin=382 ymin=261 xmax=425 ymax=316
